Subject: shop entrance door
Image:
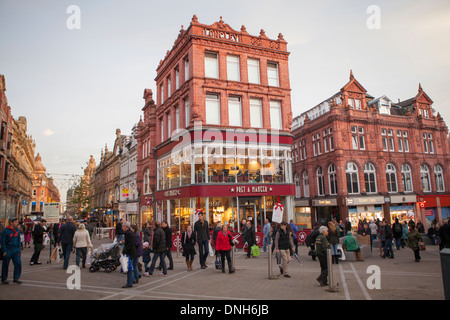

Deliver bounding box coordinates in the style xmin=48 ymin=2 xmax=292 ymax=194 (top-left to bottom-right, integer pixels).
xmin=239 ymin=197 xmax=261 ymax=231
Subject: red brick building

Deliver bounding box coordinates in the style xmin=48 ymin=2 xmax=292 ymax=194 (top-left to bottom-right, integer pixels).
xmin=137 ymin=16 xmax=295 ymax=232
xmin=292 ymin=71 xmax=450 ymax=230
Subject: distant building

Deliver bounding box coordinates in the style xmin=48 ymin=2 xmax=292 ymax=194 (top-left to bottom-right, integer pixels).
xmin=31 ymin=153 xmax=61 ymax=214
xmin=292 ymin=71 xmax=450 ymax=229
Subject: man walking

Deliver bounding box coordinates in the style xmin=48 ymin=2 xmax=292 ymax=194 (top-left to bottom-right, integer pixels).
xmin=147 ymin=221 xmax=167 ymax=276
xmin=315 ymin=226 xmax=329 ymax=286
xmin=194 ymin=212 xmax=210 ymax=269
xmin=1 ymin=217 xmax=22 ymax=284
xmin=263 ymin=219 xmax=271 ymax=253
xmin=121 ymin=221 xmax=136 ymax=288
xmin=30 ymin=218 xmax=47 ymax=266
xmin=382 ymin=220 xmax=394 ymax=259
xmin=158 ymin=221 xmax=173 ymax=271
xmin=58 ymin=216 xmax=77 ymax=270
xmin=242 ymin=221 xmax=256 ymax=259
xmin=116 ymin=218 xmax=124 ymax=243
xmin=274 ymin=221 xmax=293 ymax=278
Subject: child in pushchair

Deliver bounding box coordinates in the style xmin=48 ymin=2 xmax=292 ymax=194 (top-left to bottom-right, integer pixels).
xmin=89 ymin=242 xmax=122 ymax=273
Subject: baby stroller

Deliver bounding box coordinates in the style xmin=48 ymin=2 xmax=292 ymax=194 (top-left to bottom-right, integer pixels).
xmin=89 ymin=242 xmax=122 ymax=273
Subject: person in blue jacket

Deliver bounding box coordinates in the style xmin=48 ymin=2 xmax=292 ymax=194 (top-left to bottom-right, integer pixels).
xmin=1 ymin=217 xmax=22 ymax=284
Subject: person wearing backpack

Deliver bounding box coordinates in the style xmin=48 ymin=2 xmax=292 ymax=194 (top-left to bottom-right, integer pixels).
xmin=306 ymin=222 xmax=320 ymax=261
xmin=392 ymin=218 xmax=403 ymax=250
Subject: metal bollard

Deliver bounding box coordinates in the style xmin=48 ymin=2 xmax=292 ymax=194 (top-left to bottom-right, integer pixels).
xmin=268 ymin=244 xmax=273 ymax=279
xmin=231 ymin=245 xmax=236 ymax=272
xmin=327 ymin=248 xmax=338 ymax=292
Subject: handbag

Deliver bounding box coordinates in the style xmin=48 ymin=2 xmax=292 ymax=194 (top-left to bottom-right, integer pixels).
xmin=120 ymin=254 xmax=129 ymax=273
xmin=418 ymin=241 xmax=426 ymax=251
xmin=209 ymin=241 xmax=214 ymax=257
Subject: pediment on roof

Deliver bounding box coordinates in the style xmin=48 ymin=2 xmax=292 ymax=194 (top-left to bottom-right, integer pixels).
xmin=340 ymin=70 xmax=367 ymax=94
xmin=206 ymin=17 xmax=239 ymax=33
xmin=415 ymin=89 xmax=433 ymax=106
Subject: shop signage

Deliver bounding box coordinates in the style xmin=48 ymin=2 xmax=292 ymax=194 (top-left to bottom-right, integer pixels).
xmin=346 ymin=196 xmax=384 ymax=206
xmin=164 ymin=189 xmax=181 ymax=197
xmin=390 ymin=195 xmax=417 ymax=204
xmin=425 ymin=209 xmax=434 ymax=216
xmin=312 ymin=199 xmax=337 ymax=206
xmin=231 ymin=185 xmax=272 ymax=194
xmin=122 ymin=188 xmax=129 ymax=197
xmin=144 ymin=197 xmax=152 ymax=206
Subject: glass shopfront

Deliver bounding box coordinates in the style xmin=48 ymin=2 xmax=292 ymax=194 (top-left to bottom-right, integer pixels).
xmin=157 ymin=144 xmax=292 ymax=189
xmin=349 ymin=205 xmax=384 ymax=228
xmin=389 ymin=205 xmax=415 ymax=224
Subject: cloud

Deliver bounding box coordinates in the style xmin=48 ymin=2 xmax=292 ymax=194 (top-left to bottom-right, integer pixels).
xmin=42 ymin=129 xmax=56 ymax=137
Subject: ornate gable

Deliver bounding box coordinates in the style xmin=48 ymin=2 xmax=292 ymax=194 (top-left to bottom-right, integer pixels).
xmin=340 ymin=70 xmax=368 ymax=109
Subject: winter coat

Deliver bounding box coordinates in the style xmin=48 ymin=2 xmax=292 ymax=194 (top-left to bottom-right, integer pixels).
xmin=344 ymin=234 xmax=359 ymax=251
xmin=407 ymin=230 xmax=421 ymax=251
xmin=122 ymin=228 xmax=136 ymax=259
xmin=152 ymin=227 xmax=166 ymax=253
xmin=315 ymin=234 xmax=329 ymax=256
xmin=181 ymin=231 xmax=196 ymax=257
xmin=134 ymin=232 xmax=143 ymax=257
xmin=162 ymin=226 xmax=173 ymax=249
xmin=215 ymin=230 xmax=232 ymax=252
xmin=327 ymin=227 xmax=340 ymax=244
xmin=142 ymin=248 xmax=151 ymax=263
xmin=243 ymin=226 xmax=256 ymax=246
xmin=1 ymin=226 xmax=21 ymax=255
xmin=33 ymin=224 xmax=46 ymax=244
xmin=59 ymin=222 xmax=77 ymax=245
xmin=73 ymin=229 xmax=92 ymax=249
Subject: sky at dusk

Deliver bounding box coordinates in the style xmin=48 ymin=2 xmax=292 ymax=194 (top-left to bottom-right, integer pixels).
xmin=1 ymin=0 xmax=450 ymax=203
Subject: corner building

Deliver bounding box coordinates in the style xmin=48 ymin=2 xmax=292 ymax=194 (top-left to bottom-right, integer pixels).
xmin=140 ymin=16 xmax=295 ymax=232
xmin=292 ymin=72 xmax=450 ymax=230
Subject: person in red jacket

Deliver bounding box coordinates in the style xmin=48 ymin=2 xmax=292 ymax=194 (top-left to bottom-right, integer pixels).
xmin=215 ymin=224 xmax=235 ymax=274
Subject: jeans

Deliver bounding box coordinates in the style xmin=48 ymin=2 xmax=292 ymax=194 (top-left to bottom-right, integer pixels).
xmin=126 ymin=256 xmax=135 ymax=286
xmin=159 ymin=249 xmax=173 ymax=269
xmin=2 ymin=251 xmax=22 ymax=282
xmin=394 ymin=237 xmax=401 ymax=250
xmin=132 ymin=257 xmax=140 ymax=281
xmin=148 ymin=252 xmax=167 ymax=275
xmin=383 ymin=239 xmax=394 ymax=258
xmin=330 ymin=243 xmax=338 ymax=256
xmin=75 ymin=247 xmax=87 ymax=267
xmin=263 ymin=236 xmax=271 ymax=252
xmin=198 ymin=239 xmax=209 ymax=267
xmin=62 ymin=243 xmax=73 ymax=269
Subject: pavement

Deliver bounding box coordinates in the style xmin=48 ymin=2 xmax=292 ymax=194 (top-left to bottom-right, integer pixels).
xmin=0 ymin=237 xmax=445 ymax=301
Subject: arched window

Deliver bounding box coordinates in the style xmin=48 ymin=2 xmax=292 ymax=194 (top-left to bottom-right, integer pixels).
xmin=386 ymin=163 xmax=397 ymax=193
xmin=294 ymin=172 xmax=301 ymax=198
xmin=401 ymin=164 xmax=413 ymax=192
xmin=328 ymin=164 xmax=337 ymax=195
xmin=434 ymin=165 xmax=445 ymax=192
xmin=114 ymin=185 xmax=120 ymax=203
xmin=144 ymin=169 xmax=152 ymax=195
xmin=316 ymin=167 xmax=325 ymax=196
xmin=303 ymin=170 xmax=310 ymax=198
xmin=420 ymin=164 xmax=431 ymax=192
xmin=346 ymin=162 xmax=359 ymax=194
xmin=364 ymin=163 xmax=377 ymax=193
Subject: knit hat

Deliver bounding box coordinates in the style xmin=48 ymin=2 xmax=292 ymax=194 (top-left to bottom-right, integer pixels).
xmin=143 ymin=242 xmax=149 ymax=248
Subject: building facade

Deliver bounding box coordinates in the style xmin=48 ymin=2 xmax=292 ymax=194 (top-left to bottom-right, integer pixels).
xmin=31 ymin=153 xmax=61 ymax=214
xmin=292 ymin=71 xmax=450 ymax=230
xmin=141 ymin=16 xmax=295 ymax=232
xmin=119 ymin=125 xmax=139 ymax=225
xmin=92 ymin=129 xmax=125 ymax=227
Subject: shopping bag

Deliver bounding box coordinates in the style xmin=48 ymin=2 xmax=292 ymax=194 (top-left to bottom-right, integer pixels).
xmin=56 ymin=246 xmax=61 ymax=263
xmin=418 ymin=241 xmax=426 ymax=251
xmin=120 ymin=254 xmax=129 ymax=273
xmin=251 ymin=245 xmax=260 ymax=257
xmin=209 ymin=241 xmax=214 ymax=257
xmin=50 ymin=247 xmax=58 ymax=261
xmin=86 ymin=249 xmax=92 ymax=265
xmin=337 ymin=244 xmax=346 ymax=261
xmin=43 ymin=234 xmax=50 ymax=246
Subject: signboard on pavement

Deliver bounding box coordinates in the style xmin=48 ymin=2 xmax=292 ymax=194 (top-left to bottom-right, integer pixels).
xmin=43 ymin=202 xmax=60 ymax=223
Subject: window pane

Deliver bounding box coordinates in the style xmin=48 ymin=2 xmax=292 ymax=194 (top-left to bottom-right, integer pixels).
xmin=270 ymin=100 xmax=282 ymax=129
xmin=205 ymin=52 xmax=219 ymax=78
xmin=228 ymin=96 xmax=242 ymax=126
xmin=267 ymin=62 xmax=279 ymax=86
xmin=250 ymin=98 xmax=263 ymax=128
xmin=206 ymin=94 xmax=220 ymax=124
xmin=247 ymin=58 xmax=260 ymax=84
xmin=185 ymin=98 xmax=190 ymax=126
xmin=227 ymin=55 xmax=240 ymax=81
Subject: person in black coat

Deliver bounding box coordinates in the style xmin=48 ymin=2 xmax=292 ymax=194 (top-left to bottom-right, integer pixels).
xmin=59 ymin=217 xmax=77 ymax=270
xmin=158 ymin=221 xmax=173 ymax=271
xmin=131 ymin=225 xmax=143 ymax=284
xmin=147 ymin=221 xmax=167 ymax=276
xmin=242 ymin=221 xmax=256 ymax=259
xmin=122 ymin=222 xmax=136 ymax=288
xmin=181 ymin=225 xmax=196 ymax=271
xmin=30 ymin=219 xmax=47 ymax=266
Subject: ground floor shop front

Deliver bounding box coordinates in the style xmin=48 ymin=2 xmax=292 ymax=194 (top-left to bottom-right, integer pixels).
xmin=152 ymin=184 xmax=295 ymax=233
xmin=297 ymin=194 xmax=421 ymax=229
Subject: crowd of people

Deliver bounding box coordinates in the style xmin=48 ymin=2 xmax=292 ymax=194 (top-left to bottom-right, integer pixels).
xmin=2 ymin=213 xmax=450 ymax=289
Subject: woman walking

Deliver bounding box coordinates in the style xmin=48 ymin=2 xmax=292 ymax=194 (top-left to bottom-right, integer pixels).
xmin=215 ymin=224 xmax=234 ymax=274
xmin=407 ymin=224 xmax=422 ymax=262
xmin=24 ymin=225 xmax=32 ymax=248
xmin=73 ymin=224 xmax=93 ymax=268
xmin=181 ymin=225 xmax=196 ymax=271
